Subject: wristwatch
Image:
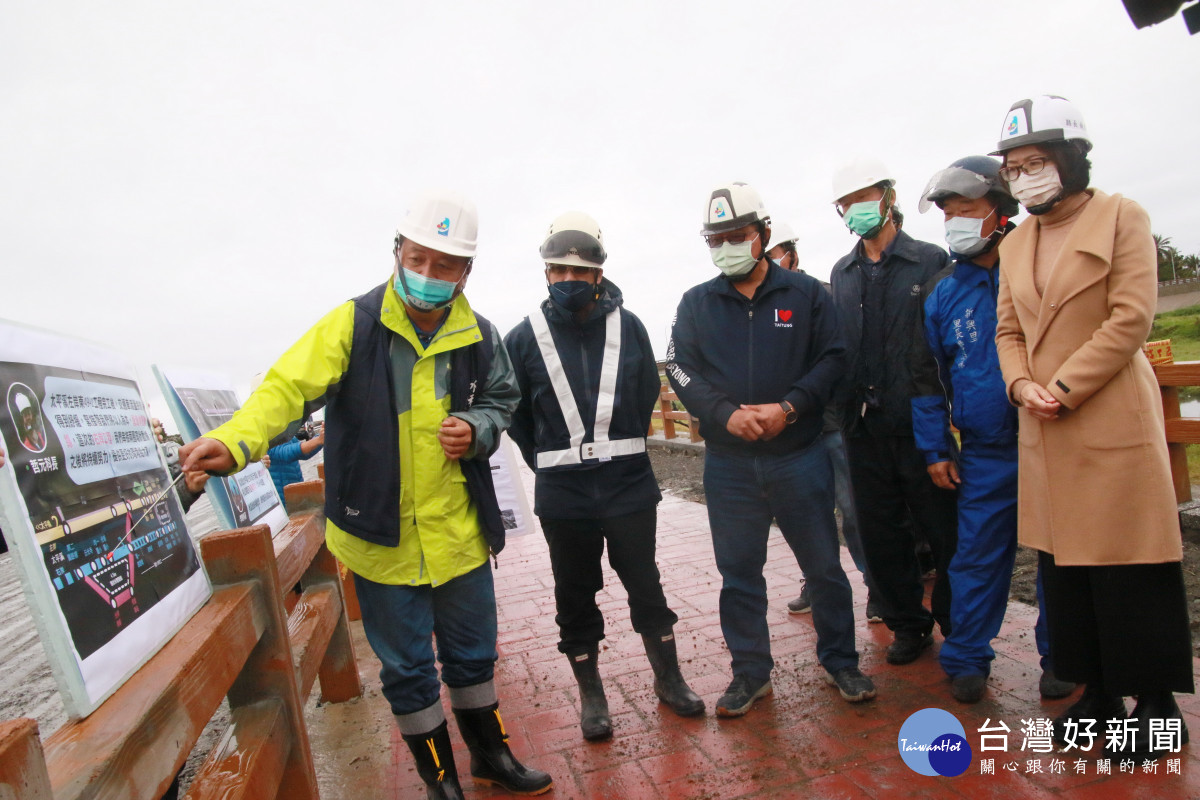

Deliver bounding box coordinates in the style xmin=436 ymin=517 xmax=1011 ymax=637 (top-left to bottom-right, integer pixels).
xmin=779 ymin=400 xmax=798 ymax=425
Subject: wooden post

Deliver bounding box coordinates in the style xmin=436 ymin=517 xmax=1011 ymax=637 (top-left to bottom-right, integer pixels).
xmin=659 ymin=386 xmax=676 ymax=440
xmin=0 ymin=719 xmax=52 ymax=800
xmin=1161 ymin=383 xmax=1191 ymax=504
xmin=200 ymin=525 xmax=319 ymax=800
xmin=284 ymin=480 xmax=361 ymax=622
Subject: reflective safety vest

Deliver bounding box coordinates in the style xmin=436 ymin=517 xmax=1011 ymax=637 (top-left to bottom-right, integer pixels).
xmin=528 ymin=307 xmax=648 ymax=470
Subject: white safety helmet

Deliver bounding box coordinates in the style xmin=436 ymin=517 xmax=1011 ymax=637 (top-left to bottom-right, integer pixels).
xmin=701 ymin=181 xmax=770 ymax=235
xmin=395 ymin=189 xmax=479 ymax=259
xmin=769 ymin=221 xmax=798 ymax=249
xmin=540 ymin=211 xmax=607 ymax=270
xmin=15 ymin=393 xmax=31 ymax=414
xmin=831 ymin=157 xmax=895 ymax=205
xmin=992 ymin=95 xmax=1092 ymax=156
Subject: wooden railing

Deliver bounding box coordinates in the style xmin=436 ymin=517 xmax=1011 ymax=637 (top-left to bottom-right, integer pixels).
xmin=1155 ymin=361 xmax=1200 ymax=504
xmin=0 ymin=478 xmax=360 ymax=800
xmin=649 ymin=383 xmax=703 ymax=443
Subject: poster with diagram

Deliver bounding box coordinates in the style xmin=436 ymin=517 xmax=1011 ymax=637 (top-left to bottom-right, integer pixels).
xmin=0 ymin=320 xmax=211 ymax=718
xmin=153 ymin=366 xmax=290 ymax=536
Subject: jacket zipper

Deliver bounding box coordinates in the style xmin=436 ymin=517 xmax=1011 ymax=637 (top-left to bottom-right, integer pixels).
xmin=747 ymin=306 xmax=754 ymax=400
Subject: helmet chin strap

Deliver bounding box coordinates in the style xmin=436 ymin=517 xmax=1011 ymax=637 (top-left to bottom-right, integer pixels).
xmin=1025 ymin=193 xmax=1065 ymax=216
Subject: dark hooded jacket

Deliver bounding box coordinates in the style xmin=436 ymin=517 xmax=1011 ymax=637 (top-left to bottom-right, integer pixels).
xmin=504 ymin=278 xmax=663 ymax=520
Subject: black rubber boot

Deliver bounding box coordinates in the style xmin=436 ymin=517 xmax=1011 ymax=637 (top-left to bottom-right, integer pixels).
xmin=1124 ymin=692 xmax=1190 ymax=761
xmin=1053 ymin=683 xmax=1127 ymax=748
xmin=401 ymin=721 xmax=465 ymax=800
xmin=453 ymin=703 xmax=553 ymax=795
xmin=642 ymin=631 xmax=705 ymax=717
xmin=568 ymin=649 xmax=613 ymax=740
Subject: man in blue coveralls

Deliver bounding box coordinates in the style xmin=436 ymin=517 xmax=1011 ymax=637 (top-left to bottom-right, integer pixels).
xmin=911 ymin=156 xmax=1077 ymax=704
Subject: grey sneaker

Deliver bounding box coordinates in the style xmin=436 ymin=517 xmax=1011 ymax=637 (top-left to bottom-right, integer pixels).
xmin=824 ymin=667 xmax=877 ymax=703
xmin=787 ymin=583 xmax=811 ymax=615
xmin=951 ymin=673 xmax=987 ymax=704
xmin=865 ymin=596 xmax=884 ymax=624
xmin=716 ymin=674 xmax=773 ymax=717
xmin=1039 ymin=668 xmax=1077 ymax=699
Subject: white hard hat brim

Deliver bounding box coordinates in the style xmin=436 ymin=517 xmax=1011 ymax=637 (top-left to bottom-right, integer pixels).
xmin=396 ymin=227 xmax=477 ymax=259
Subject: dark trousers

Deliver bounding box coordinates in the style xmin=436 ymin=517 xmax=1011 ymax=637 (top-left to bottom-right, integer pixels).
xmin=541 ymin=507 xmax=678 ymax=657
xmin=1038 ymin=551 xmax=1194 ymax=696
xmin=846 ymin=434 xmax=957 ymax=638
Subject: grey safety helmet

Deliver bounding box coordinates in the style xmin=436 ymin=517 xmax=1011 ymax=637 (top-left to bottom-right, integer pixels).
xmin=918 ymin=156 xmax=1019 ymax=218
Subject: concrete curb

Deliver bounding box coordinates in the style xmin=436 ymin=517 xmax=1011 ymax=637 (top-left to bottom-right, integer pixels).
xmin=646 ymin=435 xmax=705 ymax=455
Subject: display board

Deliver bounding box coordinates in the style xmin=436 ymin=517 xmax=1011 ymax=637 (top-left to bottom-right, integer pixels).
xmin=153 ymin=366 xmax=290 ymax=536
xmin=492 ymin=433 xmax=534 ymax=538
xmin=0 ymin=320 xmax=211 ymax=718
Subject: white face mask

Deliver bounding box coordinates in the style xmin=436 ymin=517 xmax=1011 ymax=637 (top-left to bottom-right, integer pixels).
xmin=1010 ymin=162 xmax=1063 ymax=211
xmin=944 ymin=209 xmax=996 ymax=257
xmin=709 ymin=236 xmax=759 ymax=278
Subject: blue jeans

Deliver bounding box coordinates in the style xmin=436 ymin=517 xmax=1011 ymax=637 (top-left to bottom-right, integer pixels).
xmin=704 ymin=441 xmax=859 ymax=680
xmin=354 ymin=563 xmax=498 ymax=715
xmin=820 ymin=429 xmax=868 ymax=578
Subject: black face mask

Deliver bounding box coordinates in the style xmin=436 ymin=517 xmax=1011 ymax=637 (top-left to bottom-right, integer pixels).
xmin=548 ymin=280 xmax=596 ymax=312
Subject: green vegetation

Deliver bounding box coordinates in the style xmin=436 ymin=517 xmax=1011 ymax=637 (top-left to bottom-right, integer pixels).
xmin=1151 ymin=304 xmax=1200 ymax=485
xmin=1150 ymin=303 xmax=1200 ymax=362
xmin=1156 ymin=234 xmax=1200 ymax=282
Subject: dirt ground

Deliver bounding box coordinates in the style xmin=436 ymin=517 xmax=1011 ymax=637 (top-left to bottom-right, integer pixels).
xmin=648 ymin=446 xmax=1200 ymax=658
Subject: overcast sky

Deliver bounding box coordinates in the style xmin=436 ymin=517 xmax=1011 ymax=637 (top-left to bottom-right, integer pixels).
xmin=3 ymin=1 xmax=1197 ymax=428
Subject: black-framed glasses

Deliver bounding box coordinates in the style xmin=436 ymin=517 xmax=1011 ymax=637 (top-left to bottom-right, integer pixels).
xmin=1000 ymin=157 xmax=1049 ymax=183
xmin=704 ymin=231 xmax=756 ymax=248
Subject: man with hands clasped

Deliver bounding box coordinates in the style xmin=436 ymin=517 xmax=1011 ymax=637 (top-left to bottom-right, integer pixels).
xmin=667 ymin=181 xmax=876 ymax=717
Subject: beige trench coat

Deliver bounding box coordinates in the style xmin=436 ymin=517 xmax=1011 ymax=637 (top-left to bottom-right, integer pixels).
xmin=995 ymin=189 xmax=1181 ymax=566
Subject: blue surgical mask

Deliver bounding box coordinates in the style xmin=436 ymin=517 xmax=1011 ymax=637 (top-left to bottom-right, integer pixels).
xmin=395 ymin=267 xmax=460 ymax=311
xmin=709 ymin=236 xmax=759 ymax=278
xmin=548 ymin=280 xmax=596 ymax=313
xmin=842 ymin=201 xmax=885 ymax=238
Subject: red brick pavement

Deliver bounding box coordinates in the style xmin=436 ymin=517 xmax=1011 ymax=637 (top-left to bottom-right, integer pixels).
xmin=307 ymin=492 xmax=1200 ymax=799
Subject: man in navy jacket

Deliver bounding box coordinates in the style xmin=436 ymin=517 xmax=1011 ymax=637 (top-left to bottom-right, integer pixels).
xmin=505 ymin=212 xmax=703 ymax=740
xmin=828 ymin=157 xmax=958 ymax=668
xmin=667 ymin=182 xmax=876 ymax=716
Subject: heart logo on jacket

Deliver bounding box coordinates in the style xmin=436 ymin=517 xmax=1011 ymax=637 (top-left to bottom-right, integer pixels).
xmin=778 ymin=309 xmax=792 ymax=322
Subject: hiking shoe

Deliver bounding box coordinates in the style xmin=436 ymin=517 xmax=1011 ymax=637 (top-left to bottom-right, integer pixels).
xmin=1039 ymin=668 xmax=1077 ymax=699
xmin=886 ymin=632 xmax=933 ymax=665
xmin=865 ymin=596 xmax=884 ymax=624
xmin=715 ymin=674 xmax=773 ymax=717
xmin=824 ymin=667 xmax=877 ymax=703
xmin=951 ymin=673 xmax=987 ymax=704
xmin=787 ymin=583 xmax=811 ymax=615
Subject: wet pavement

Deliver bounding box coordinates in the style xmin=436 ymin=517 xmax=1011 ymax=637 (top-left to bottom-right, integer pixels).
xmin=303 ymin=485 xmax=1200 ymax=799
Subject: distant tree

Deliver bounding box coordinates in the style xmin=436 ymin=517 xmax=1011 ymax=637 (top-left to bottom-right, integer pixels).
xmin=1155 ymin=233 xmax=1184 ymax=281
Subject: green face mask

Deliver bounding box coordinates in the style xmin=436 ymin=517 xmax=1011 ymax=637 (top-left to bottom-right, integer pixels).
xmin=709 ymin=235 xmax=759 ymax=278
xmin=842 ymin=200 xmax=886 ymax=239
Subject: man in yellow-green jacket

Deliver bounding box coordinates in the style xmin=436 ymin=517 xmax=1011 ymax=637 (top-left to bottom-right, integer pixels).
xmin=180 ymin=190 xmax=551 ymax=799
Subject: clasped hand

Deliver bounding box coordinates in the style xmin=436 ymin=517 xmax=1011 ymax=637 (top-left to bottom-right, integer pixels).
xmin=726 ymin=403 xmax=787 ymax=442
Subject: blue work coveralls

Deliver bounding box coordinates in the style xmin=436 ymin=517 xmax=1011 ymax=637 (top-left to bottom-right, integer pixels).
xmin=911 ymin=258 xmax=1050 ymax=678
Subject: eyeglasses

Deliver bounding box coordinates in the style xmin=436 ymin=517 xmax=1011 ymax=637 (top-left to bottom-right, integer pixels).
xmin=704 ymin=231 xmax=756 ymax=248
xmin=999 ymin=157 xmax=1049 ymax=183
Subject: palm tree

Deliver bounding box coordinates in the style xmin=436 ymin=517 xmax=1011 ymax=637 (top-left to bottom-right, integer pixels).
xmin=1155 ymin=233 xmax=1179 ymax=281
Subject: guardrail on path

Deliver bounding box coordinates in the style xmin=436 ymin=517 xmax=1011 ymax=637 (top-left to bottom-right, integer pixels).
xmin=0 ymin=478 xmax=361 ymax=800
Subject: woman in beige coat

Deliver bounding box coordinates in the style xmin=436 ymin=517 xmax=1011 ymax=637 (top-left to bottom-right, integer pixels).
xmin=993 ymin=96 xmax=1192 ymax=762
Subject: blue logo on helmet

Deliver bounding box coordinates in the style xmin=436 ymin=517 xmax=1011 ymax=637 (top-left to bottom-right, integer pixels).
xmin=436 ymin=217 xmax=451 ymax=236
xmin=715 ymin=201 xmax=727 ymax=219
xmin=1007 ymin=114 xmax=1019 ymax=136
